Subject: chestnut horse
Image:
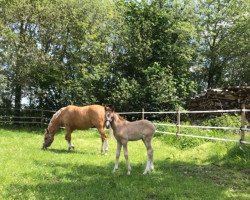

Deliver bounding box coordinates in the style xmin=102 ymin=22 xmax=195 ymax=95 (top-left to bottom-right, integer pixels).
xmin=105 ymin=109 xmax=155 ymax=175
xmin=42 ymin=105 xmax=111 ymax=153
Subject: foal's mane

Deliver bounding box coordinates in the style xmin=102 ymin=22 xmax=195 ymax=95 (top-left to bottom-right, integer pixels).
xmin=115 ymin=112 xmax=126 ymax=121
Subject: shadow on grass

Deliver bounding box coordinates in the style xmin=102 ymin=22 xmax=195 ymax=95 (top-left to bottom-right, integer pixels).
xmin=205 ymin=144 xmax=250 ymax=170
xmin=3 ymin=158 xmax=249 ymax=200
xmin=46 ymin=148 xmax=97 ymax=156
xmin=1 ymin=127 xmax=249 ymax=199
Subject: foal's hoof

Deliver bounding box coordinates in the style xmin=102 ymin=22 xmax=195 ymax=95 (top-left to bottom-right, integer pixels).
xmin=143 ymin=169 xmax=152 ymax=175
xmin=101 ymin=151 xmax=108 ymax=156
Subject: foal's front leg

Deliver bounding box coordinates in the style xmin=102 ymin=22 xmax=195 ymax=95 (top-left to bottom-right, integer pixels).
xmin=113 ymin=142 xmax=122 ymax=173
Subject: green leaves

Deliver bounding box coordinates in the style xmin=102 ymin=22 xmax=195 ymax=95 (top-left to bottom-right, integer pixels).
xmin=0 ymin=0 xmax=249 ymax=112
xmin=195 ymin=0 xmax=250 ymax=88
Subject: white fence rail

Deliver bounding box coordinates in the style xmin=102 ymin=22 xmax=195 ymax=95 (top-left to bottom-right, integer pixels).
xmin=118 ymin=105 xmax=250 ymax=145
xmin=0 ymin=106 xmax=249 ymax=144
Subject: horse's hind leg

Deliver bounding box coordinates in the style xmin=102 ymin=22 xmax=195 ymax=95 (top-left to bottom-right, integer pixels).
xmin=143 ymin=139 xmax=154 ymax=174
xmin=97 ymin=127 xmax=108 ymax=154
xmin=113 ymin=141 xmax=122 ymax=173
xmin=65 ymin=127 xmax=74 ymax=150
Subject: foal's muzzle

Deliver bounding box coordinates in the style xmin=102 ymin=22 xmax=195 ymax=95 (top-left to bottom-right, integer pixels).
xmin=105 ymin=120 xmax=111 ymax=129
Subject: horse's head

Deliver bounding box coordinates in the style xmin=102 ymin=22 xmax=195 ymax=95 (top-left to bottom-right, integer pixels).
xmin=42 ymin=128 xmax=54 ymax=150
xmin=105 ymin=106 xmax=115 ymax=129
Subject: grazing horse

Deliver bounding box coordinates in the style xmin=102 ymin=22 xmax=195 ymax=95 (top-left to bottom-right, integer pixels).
xmin=42 ymin=105 xmax=111 ymax=154
xmin=105 ymin=109 xmax=155 ymax=175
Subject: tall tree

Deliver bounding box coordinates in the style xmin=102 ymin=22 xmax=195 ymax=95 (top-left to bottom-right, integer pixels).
xmin=110 ymin=0 xmax=197 ymax=110
xmin=195 ymin=0 xmax=250 ymax=88
xmin=0 ymin=0 xmax=116 ymax=110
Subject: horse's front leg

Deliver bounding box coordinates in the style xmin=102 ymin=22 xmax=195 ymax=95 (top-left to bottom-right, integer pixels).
xmin=98 ymin=128 xmax=108 ymax=154
xmin=65 ymin=127 xmax=74 ymax=150
xmin=113 ymin=142 xmax=122 ymax=173
xmin=123 ymin=142 xmax=131 ymax=175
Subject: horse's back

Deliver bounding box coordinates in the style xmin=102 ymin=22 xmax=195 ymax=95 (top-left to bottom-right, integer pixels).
xmin=62 ymin=105 xmax=105 ymax=130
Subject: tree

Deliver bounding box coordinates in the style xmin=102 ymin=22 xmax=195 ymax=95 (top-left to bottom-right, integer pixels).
xmin=195 ymin=0 xmax=250 ymax=88
xmin=0 ymin=0 xmax=116 ymax=110
xmin=110 ymin=0 xmax=197 ymax=110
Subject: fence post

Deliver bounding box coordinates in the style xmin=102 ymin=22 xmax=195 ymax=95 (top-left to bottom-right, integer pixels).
xmin=240 ymin=103 xmax=246 ymax=145
xmin=41 ymin=109 xmax=44 ymax=127
xmin=176 ymin=106 xmax=181 ymax=137
xmin=142 ymin=108 xmax=145 ymax=120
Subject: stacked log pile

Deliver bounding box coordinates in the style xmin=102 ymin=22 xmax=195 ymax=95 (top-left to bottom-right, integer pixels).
xmin=188 ymin=87 xmax=250 ymax=120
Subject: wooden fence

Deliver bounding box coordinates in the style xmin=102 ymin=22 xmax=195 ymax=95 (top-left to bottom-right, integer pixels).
xmin=0 ymin=107 xmax=249 ymax=144
xmin=0 ymin=108 xmax=54 ymax=126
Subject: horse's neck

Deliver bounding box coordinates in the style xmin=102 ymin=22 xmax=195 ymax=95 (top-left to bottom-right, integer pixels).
xmin=48 ymin=120 xmax=60 ymax=135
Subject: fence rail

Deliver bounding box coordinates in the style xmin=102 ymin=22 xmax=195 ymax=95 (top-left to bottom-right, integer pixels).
xmin=118 ymin=105 xmax=250 ymax=145
xmin=0 ymin=106 xmax=249 ymax=145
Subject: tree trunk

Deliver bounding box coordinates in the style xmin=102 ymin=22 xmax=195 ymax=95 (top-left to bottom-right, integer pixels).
xmin=14 ymin=84 xmax=22 ymax=124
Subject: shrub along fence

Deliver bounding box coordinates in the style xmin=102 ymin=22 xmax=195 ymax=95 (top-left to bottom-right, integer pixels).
xmin=0 ymin=106 xmax=249 ymax=145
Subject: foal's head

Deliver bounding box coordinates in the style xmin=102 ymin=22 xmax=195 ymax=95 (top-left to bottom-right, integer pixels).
xmin=42 ymin=129 xmax=54 ymax=150
xmin=105 ymin=106 xmax=115 ymax=129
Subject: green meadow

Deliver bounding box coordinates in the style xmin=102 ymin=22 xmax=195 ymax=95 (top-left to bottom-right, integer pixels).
xmin=0 ymin=128 xmax=249 ymax=200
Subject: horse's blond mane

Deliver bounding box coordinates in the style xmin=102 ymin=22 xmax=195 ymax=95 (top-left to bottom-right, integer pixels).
xmin=49 ymin=107 xmax=65 ymax=127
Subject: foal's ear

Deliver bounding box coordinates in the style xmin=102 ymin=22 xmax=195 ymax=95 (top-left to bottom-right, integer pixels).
xmin=105 ymin=104 xmax=115 ymax=112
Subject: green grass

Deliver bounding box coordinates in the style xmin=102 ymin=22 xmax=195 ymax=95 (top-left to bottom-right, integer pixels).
xmin=0 ymin=127 xmax=249 ymax=200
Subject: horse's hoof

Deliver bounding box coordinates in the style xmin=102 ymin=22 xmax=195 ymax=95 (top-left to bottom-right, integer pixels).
xmin=127 ymin=171 xmax=131 ymax=176
xmin=68 ymin=146 xmax=74 ymax=151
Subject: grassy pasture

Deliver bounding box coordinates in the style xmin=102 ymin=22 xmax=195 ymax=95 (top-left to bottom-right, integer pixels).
xmin=0 ymin=127 xmax=249 ymax=200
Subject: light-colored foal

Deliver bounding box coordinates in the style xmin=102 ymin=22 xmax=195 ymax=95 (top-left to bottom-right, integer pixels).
xmin=106 ymin=111 xmax=155 ymax=175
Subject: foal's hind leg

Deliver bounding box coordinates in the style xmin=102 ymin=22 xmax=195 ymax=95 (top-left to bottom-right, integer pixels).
xmin=142 ymin=139 xmax=154 ymax=174
xmin=65 ymin=127 xmax=74 ymax=150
